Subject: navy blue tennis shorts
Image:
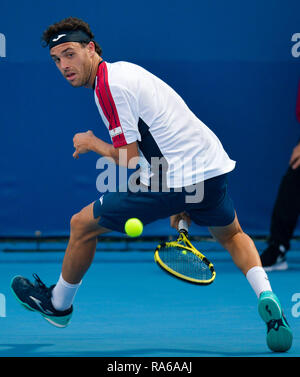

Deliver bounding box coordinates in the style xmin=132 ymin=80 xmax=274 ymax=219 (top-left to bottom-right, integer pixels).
xmin=93 ymin=173 xmax=235 ymax=233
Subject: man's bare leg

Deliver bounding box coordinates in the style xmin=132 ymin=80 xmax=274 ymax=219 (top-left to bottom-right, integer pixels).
xmin=209 ymin=213 xmax=273 ymax=300
xmin=208 ymin=212 xmax=293 ymax=352
xmin=61 ymin=202 xmax=110 ymax=284
xmin=51 ymin=201 xmax=110 ymax=311
xmin=208 ymin=213 xmax=261 ymax=276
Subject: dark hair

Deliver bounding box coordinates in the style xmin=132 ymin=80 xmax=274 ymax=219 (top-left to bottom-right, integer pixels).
xmin=41 ymin=16 xmax=102 ymax=56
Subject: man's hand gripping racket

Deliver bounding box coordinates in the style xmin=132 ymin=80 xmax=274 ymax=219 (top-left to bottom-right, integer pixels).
xmin=154 ymin=219 xmax=216 ymax=285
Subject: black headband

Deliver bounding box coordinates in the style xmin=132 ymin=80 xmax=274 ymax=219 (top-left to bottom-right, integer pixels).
xmin=48 ymin=29 xmax=92 ymax=49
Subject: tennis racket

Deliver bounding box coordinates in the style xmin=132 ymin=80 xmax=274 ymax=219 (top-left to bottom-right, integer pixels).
xmin=154 ymin=219 xmax=216 ymax=285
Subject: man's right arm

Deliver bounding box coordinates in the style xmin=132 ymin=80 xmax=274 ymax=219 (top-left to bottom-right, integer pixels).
xmin=72 ymin=130 xmax=139 ymax=168
xmin=91 ymin=135 xmax=139 ymax=168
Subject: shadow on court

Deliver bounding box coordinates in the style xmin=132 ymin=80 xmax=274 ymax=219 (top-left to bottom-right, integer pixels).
xmin=0 ymin=344 xmax=272 ymax=357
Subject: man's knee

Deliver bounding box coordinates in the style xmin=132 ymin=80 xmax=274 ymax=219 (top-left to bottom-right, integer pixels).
xmin=209 ymin=215 xmax=243 ymax=247
xmin=70 ymin=207 xmax=110 ymax=239
xmin=70 ymin=211 xmax=89 ymax=236
xmin=221 ymin=227 xmax=244 ymax=248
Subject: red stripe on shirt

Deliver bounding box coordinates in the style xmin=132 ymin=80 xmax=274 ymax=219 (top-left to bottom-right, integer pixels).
xmin=95 ymin=61 xmax=127 ymax=148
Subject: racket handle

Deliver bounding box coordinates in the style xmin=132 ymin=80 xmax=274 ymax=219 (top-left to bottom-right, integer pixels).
xmin=178 ymin=219 xmax=189 ymax=233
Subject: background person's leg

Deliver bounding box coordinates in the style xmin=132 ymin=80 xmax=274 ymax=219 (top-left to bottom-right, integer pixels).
xmin=260 ymin=166 xmax=300 ymax=270
xmin=269 ymin=166 xmax=300 ymax=250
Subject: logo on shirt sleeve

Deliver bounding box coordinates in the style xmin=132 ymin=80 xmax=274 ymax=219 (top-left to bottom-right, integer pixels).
xmin=109 ymin=127 xmax=123 ymax=138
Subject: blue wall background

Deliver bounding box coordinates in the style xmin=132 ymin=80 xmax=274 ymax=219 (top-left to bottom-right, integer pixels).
xmin=1 ymin=0 xmax=300 ymax=237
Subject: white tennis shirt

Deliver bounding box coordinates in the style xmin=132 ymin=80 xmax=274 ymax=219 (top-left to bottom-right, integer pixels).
xmin=94 ymin=60 xmax=236 ymax=188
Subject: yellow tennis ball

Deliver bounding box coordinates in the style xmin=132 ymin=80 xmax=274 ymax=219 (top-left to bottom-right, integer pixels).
xmin=125 ymin=218 xmax=143 ymax=237
xmin=182 ymin=250 xmax=187 ymax=255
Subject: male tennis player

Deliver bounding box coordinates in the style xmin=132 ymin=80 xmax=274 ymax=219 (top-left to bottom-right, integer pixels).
xmin=11 ymin=17 xmax=292 ymax=352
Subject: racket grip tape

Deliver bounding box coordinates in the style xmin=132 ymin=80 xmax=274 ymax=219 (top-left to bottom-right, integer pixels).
xmin=178 ymin=219 xmax=189 ymax=233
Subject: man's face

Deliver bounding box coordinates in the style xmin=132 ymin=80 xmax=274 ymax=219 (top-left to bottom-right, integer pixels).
xmin=50 ymin=42 xmax=94 ymax=87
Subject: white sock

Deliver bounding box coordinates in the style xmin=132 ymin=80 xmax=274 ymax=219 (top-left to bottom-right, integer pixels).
xmin=246 ymin=266 xmax=272 ymax=298
xmin=51 ymin=274 xmax=82 ymax=311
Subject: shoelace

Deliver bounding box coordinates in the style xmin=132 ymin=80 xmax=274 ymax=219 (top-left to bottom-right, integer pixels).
xmin=32 ymin=273 xmax=52 ymax=299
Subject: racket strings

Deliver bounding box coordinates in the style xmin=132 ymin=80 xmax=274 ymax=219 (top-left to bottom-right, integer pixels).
xmin=158 ymin=244 xmax=213 ymax=281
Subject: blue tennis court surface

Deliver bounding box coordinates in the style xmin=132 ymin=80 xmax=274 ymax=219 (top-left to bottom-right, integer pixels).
xmin=0 ymin=239 xmax=299 ymax=357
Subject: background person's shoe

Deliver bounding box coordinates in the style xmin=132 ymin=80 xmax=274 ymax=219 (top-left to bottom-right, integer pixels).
xmin=260 ymin=243 xmax=288 ymax=271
